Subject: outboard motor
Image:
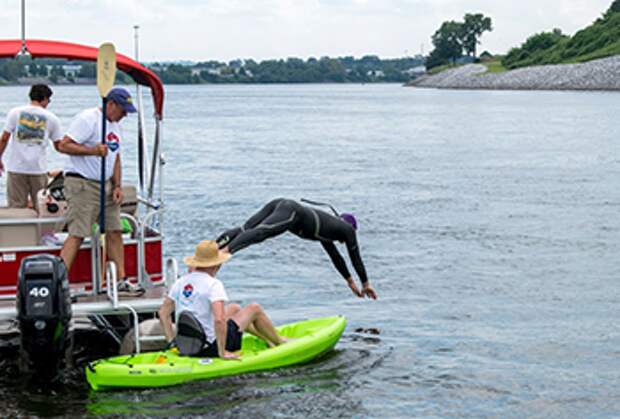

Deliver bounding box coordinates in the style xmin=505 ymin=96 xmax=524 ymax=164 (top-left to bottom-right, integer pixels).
xmin=16 ymin=254 xmax=72 ymax=380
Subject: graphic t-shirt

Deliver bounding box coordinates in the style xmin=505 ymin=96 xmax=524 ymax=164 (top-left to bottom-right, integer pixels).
xmin=168 ymin=271 xmax=229 ymax=343
xmin=3 ymin=104 xmax=62 ymax=174
xmin=65 ymin=107 xmax=122 ymax=180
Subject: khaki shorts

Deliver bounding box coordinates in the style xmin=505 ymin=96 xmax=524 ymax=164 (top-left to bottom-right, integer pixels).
xmin=64 ymin=176 xmax=122 ymax=238
xmin=7 ymin=172 xmax=47 ymax=209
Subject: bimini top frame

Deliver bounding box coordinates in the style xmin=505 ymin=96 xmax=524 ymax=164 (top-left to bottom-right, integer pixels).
xmin=0 ymin=39 xmax=164 ymax=118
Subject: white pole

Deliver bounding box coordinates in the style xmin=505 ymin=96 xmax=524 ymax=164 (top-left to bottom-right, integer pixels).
xmin=20 ymin=0 xmax=27 ymax=55
xmin=133 ymin=25 xmax=139 ymax=60
xmin=134 ymin=24 xmax=149 ymax=196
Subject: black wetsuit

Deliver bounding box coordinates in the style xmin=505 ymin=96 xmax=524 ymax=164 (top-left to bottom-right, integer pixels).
xmin=216 ymin=198 xmax=369 ymax=284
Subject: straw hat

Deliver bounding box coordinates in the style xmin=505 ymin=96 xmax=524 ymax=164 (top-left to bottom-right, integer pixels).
xmin=183 ymin=240 xmax=231 ymax=268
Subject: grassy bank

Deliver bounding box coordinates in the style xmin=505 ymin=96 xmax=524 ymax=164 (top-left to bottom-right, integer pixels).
xmin=424 ymin=58 xmax=507 ymax=77
xmin=482 ymin=59 xmax=507 ymax=73
xmin=503 ymin=9 xmax=620 ymax=69
xmin=427 ymin=63 xmax=462 ymax=75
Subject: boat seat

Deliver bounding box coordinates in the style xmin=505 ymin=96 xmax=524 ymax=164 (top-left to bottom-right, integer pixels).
xmin=0 ymin=208 xmax=48 ymax=247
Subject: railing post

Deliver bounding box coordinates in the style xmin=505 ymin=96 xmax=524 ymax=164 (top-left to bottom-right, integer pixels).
xmin=158 ymin=152 xmax=165 ymax=239
xmin=91 ymin=227 xmax=101 ymax=295
xmin=105 ymin=261 xmax=118 ymax=308
xmin=165 ymin=257 xmax=178 ymax=287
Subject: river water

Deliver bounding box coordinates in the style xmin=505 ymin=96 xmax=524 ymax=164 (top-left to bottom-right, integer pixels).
xmin=0 ymin=84 xmax=618 ymax=417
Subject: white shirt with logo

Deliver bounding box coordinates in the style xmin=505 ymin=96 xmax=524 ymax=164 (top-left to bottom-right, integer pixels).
xmin=2 ymin=104 xmax=63 ymax=174
xmin=65 ymin=107 xmax=122 ymax=181
xmin=168 ymin=271 xmax=229 ymax=343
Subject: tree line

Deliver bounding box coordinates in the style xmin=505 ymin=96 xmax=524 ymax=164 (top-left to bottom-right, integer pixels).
xmin=0 ymin=58 xmax=132 ymax=84
xmin=152 ymin=56 xmax=424 ymax=84
xmin=0 ymin=55 xmax=424 ymax=85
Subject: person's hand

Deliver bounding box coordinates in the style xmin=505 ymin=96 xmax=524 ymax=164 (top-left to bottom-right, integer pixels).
xmin=362 ymin=283 xmax=378 ymax=300
xmin=345 ymin=277 xmax=363 ymax=298
xmin=113 ymin=185 xmax=124 ymax=204
xmin=92 ymin=143 xmax=108 ymax=157
xmin=220 ymin=351 xmax=241 ymax=360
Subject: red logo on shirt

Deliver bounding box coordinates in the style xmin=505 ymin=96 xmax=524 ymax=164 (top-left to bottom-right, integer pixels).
xmin=107 ymin=132 xmax=120 ymax=152
xmin=182 ymin=284 xmax=194 ymax=298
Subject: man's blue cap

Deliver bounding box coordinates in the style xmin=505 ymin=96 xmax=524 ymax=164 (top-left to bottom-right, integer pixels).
xmin=106 ymin=87 xmax=137 ymax=113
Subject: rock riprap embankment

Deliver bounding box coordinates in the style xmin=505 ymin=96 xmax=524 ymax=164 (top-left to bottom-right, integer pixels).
xmin=410 ymin=56 xmax=620 ymax=90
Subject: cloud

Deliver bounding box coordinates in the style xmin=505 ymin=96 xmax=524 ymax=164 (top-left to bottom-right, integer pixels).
xmin=0 ymin=0 xmax=613 ymax=61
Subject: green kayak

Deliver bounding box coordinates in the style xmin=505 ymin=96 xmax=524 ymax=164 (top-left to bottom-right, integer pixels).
xmin=86 ymin=315 xmax=346 ymax=390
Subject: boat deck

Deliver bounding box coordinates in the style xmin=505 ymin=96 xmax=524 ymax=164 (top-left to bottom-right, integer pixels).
xmin=0 ymin=285 xmax=167 ymax=321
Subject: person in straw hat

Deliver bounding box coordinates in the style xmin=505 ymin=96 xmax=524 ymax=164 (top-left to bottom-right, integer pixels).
xmin=159 ymin=240 xmax=287 ymax=359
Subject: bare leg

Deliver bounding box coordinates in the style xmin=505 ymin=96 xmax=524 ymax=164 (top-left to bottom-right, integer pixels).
xmin=60 ymin=235 xmax=84 ymax=271
xmin=106 ymin=230 xmax=126 ymax=278
xmin=231 ymin=303 xmax=285 ymax=347
xmin=225 ymin=303 xmax=241 ymax=318
xmin=226 ymin=302 xmax=274 ymax=346
xmin=226 ymin=303 xmax=274 ymax=346
xmin=247 ymin=322 xmax=276 ymax=347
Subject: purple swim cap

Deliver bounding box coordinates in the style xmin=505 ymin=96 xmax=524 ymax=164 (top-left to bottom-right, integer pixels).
xmin=340 ymin=213 xmax=358 ymax=230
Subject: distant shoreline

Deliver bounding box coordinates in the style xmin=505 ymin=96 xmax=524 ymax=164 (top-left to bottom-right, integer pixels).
xmin=408 ymin=55 xmax=620 ymax=91
xmin=0 ymin=79 xmax=404 ymax=87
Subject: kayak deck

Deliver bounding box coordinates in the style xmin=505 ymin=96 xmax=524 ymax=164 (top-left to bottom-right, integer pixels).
xmin=86 ymin=315 xmax=346 ymax=390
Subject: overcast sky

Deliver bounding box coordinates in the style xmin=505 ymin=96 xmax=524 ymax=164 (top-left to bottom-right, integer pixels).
xmin=0 ymin=0 xmax=613 ymax=62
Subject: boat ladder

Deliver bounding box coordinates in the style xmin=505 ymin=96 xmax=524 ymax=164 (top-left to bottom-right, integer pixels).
xmin=105 ymin=257 xmax=178 ymax=353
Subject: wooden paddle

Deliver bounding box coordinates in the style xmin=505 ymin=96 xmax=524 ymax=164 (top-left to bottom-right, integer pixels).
xmin=96 ymin=42 xmax=116 ymax=291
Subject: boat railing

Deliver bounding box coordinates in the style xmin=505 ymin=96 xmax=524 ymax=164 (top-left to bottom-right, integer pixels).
xmin=0 ymin=196 xmax=165 ymax=301
xmin=105 ymin=260 xmax=142 ymax=353
xmin=105 ymin=258 xmax=178 ymax=354
xmin=164 ymin=256 xmax=178 ymax=287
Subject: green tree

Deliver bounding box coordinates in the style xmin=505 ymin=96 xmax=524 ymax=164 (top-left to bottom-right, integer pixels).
xmin=79 ymin=63 xmax=96 ymax=78
xmin=50 ymin=65 xmax=65 ymax=78
xmin=430 ymin=21 xmax=463 ymax=66
xmin=37 ymin=64 xmax=49 ymax=77
xmin=502 ymin=28 xmax=567 ymax=68
xmin=606 ymin=0 xmax=620 ymax=16
xmin=461 ymin=13 xmax=493 ymax=58
xmin=0 ymin=60 xmax=25 ymax=81
xmin=27 ymin=63 xmax=36 ymax=76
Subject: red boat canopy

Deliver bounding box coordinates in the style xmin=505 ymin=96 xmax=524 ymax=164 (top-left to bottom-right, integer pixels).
xmin=0 ymin=39 xmax=164 ymax=118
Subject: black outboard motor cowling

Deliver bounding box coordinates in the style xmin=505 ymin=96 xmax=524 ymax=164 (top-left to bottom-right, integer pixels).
xmin=17 ymin=254 xmax=72 ymax=379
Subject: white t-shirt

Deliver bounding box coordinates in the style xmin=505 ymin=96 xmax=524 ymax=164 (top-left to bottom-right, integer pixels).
xmin=2 ymin=104 xmax=62 ymax=174
xmin=168 ymin=271 xmax=229 ymax=343
xmin=64 ymin=107 xmax=122 ymax=181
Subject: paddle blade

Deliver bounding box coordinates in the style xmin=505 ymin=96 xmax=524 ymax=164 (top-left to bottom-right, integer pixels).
xmin=96 ymin=43 xmax=117 ymax=98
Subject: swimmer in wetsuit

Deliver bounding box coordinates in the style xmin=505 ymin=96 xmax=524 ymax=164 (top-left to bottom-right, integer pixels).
xmin=216 ymin=198 xmax=378 ymax=299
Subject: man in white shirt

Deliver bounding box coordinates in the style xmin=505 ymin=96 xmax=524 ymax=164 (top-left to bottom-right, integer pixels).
xmin=57 ymin=87 xmax=137 ymax=292
xmin=159 ymin=240 xmax=287 ymax=359
xmin=0 ymin=84 xmax=62 ymax=209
